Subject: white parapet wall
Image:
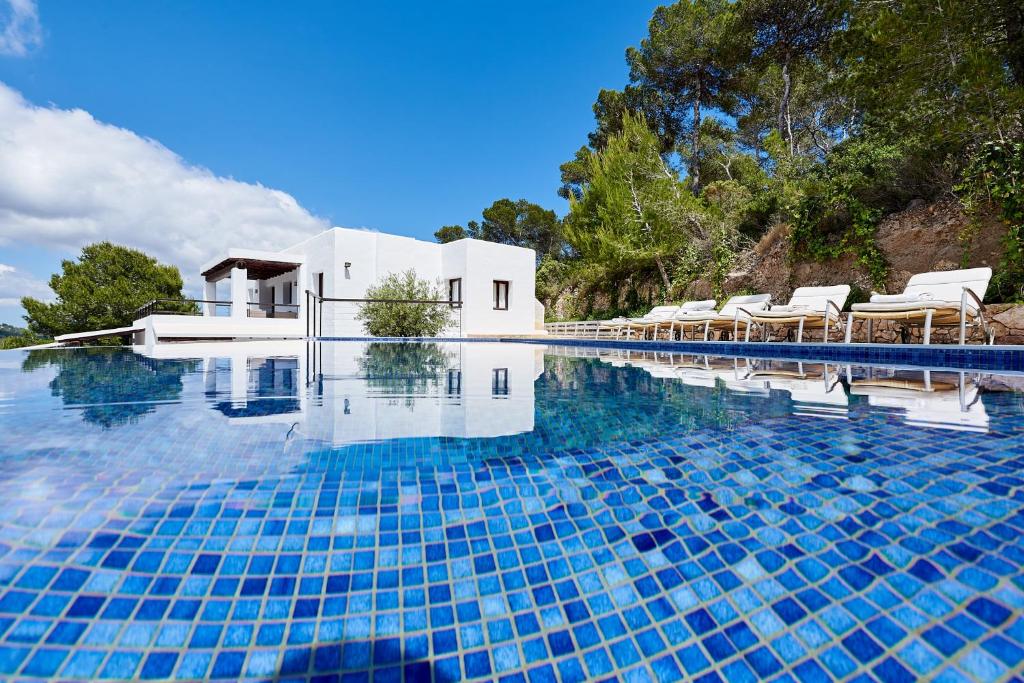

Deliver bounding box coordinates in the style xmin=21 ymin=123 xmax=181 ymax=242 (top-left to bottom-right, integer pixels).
xmin=133 ymin=314 xmax=305 ymax=345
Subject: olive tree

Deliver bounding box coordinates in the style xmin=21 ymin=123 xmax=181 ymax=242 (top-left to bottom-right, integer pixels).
xmin=356 ymin=269 xmax=456 ymax=337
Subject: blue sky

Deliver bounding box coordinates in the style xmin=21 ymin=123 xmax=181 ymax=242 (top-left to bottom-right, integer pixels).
xmin=0 ymin=1 xmax=662 ymax=326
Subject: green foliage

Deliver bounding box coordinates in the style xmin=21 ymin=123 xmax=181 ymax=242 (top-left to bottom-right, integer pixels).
xmin=957 ymin=141 xmax=1024 ymax=302
xmin=787 ymin=135 xmax=907 ymax=288
xmin=21 ymin=242 xmax=188 ymax=339
xmin=627 ymin=0 xmax=741 ymax=193
xmin=544 ymin=0 xmax=1024 ymax=311
xmin=356 ymin=270 xmax=455 ymax=337
xmin=477 ymin=199 xmax=564 ymax=260
xmin=566 ymin=111 xmax=743 ymax=304
xmin=1 ymin=332 xmax=51 ymax=350
xmin=434 ymin=225 xmax=468 ymax=243
xmin=436 ymin=199 xmax=565 ymax=261
xmin=0 ymin=323 xmax=25 ymax=339
xmin=357 ymin=343 xmax=454 ymax=405
xmin=22 ymin=348 xmax=197 ymax=428
xmin=843 ymin=0 xmax=1024 ymax=155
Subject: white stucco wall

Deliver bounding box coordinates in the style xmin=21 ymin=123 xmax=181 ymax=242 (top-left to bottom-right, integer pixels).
xmin=454 ymin=239 xmax=536 ymax=336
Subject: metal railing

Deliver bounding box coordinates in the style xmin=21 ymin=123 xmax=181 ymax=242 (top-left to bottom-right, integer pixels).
xmin=306 ymin=290 xmax=463 ymax=337
xmin=134 ymin=298 xmax=219 ymax=318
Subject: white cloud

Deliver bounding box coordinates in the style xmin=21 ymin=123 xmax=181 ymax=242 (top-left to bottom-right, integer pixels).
xmin=0 ymin=0 xmax=41 ymax=57
xmin=0 ymin=82 xmax=329 ymax=293
xmin=0 ymin=262 xmax=51 ymax=305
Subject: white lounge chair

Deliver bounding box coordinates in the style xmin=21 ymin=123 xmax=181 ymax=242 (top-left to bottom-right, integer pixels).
xmin=669 ymin=294 xmax=772 ymax=341
xmin=611 ymin=301 xmax=718 ymax=340
xmin=655 ymin=300 xmax=718 ymax=340
xmin=844 ymin=267 xmax=993 ymax=344
xmin=598 ymin=305 xmax=680 ymax=339
xmin=743 ymin=285 xmax=851 ymax=343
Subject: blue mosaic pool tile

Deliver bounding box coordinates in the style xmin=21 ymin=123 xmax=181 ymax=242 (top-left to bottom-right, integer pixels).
xmin=3 ymin=342 xmax=1024 ymax=682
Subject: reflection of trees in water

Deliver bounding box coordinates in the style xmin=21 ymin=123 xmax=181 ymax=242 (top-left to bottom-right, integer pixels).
xmin=357 ymin=342 xmax=455 ymax=407
xmin=23 ymin=348 xmax=198 ymax=428
xmin=535 ymin=355 xmax=784 ymax=447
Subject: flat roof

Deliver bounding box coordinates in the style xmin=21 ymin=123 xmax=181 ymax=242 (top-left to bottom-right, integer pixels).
xmin=201 ymin=248 xmax=304 ymax=281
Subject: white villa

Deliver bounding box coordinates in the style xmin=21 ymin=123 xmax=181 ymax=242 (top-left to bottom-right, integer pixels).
xmin=58 ymin=227 xmax=543 ymax=345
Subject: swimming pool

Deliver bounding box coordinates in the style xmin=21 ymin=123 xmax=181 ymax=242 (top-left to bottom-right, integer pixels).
xmin=1 ymin=340 xmax=1022 ymax=681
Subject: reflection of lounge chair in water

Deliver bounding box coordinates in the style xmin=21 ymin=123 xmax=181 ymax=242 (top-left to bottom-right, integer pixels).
xmin=748 ymin=362 xmax=849 ymax=418
xmin=599 ymin=349 xmax=655 ymax=368
xmin=849 ymin=369 xmax=988 ymax=432
xmin=669 ymin=356 xmax=767 ymax=393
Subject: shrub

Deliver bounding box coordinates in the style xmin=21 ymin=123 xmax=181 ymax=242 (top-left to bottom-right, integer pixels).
xmin=356 ymin=270 xmax=456 ymax=337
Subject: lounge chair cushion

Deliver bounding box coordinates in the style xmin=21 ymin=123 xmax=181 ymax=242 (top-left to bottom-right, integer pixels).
xmin=633 ymin=305 xmax=680 ymax=322
xmin=782 ymin=285 xmax=850 ymax=314
xmin=851 ymin=300 xmax=979 ymax=316
xmin=900 ymin=267 xmax=991 ymax=304
xmin=751 ymin=307 xmax=828 ymax=319
xmin=869 ymin=292 xmax=933 ymax=304
xmin=717 ymin=293 xmax=772 ymax=319
xmin=678 ymin=300 xmax=716 ymax=312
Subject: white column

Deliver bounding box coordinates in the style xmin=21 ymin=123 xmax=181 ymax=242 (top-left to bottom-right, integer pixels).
xmin=230 ymin=355 xmax=248 ymax=406
xmin=297 ymin=264 xmax=307 ymax=334
xmin=230 ymin=266 xmax=248 ymax=319
xmin=204 ymin=280 xmax=218 ymax=317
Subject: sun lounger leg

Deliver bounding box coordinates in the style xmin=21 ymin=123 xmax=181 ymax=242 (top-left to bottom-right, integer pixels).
xmin=703 ymin=322 xmax=710 ymax=342
xmin=923 ymin=309 xmax=933 ymax=344
xmin=867 ymin=319 xmax=873 ymax=342
xmin=796 ymin=318 xmax=804 ymax=343
xmin=845 ymin=314 xmax=854 ymax=343
xmin=744 ymin=322 xmax=751 ymax=342
xmin=823 ymin=316 xmax=830 ymax=344
xmin=959 ymin=302 xmax=967 ymax=345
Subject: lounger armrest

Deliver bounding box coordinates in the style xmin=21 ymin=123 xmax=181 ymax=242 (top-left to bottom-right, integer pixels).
xmin=734 ymin=307 xmax=759 ymax=320
xmin=826 ymin=300 xmax=843 ymax=319
xmin=962 ymin=287 xmax=986 ymax=312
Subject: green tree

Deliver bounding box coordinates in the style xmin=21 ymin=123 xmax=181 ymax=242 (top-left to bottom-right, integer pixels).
xmin=358 ymin=342 xmax=454 ymax=406
xmin=438 ymin=199 xmax=565 ymax=261
xmin=567 ymin=112 xmax=716 ymax=293
xmin=476 ymin=199 xmax=564 ymax=260
xmin=21 ymin=242 xmax=189 ymax=339
xmin=626 ymin=0 xmax=740 ymax=193
xmin=22 ymin=348 xmax=197 ymax=428
xmin=434 ymin=225 xmax=468 ymax=243
xmin=843 ymin=0 xmax=1024 ymax=154
xmin=356 ymin=269 xmax=456 ymax=337
xmin=737 ymin=0 xmax=847 ymax=155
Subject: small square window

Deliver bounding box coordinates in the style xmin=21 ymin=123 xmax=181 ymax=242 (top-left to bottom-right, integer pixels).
xmin=493 ymin=281 xmax=509 ymax=310
xmin=492 ymin=368 xmax=509 ymax=396
xmin=447 ymin=369 xmax=462 ymax=395
xmin=449 ymin=278 xmax=462 ymax=303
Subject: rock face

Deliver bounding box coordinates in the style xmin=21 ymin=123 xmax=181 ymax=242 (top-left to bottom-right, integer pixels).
xmin=701 ymin=197 xmax=1024 ymax=343
xmin=990 ymin=304 xmax=1024 ymax=345
xmin=724 ymin=197 xmax=1008 ymax=300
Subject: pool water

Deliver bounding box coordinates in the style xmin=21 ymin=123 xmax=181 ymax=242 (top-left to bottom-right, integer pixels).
xmin=0 ymin=341 xmax=1023 ymax=682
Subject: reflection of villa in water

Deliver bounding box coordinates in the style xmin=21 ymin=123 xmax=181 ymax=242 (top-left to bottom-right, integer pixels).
xmin=138 ymin=340 xmax=545 ymax=441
